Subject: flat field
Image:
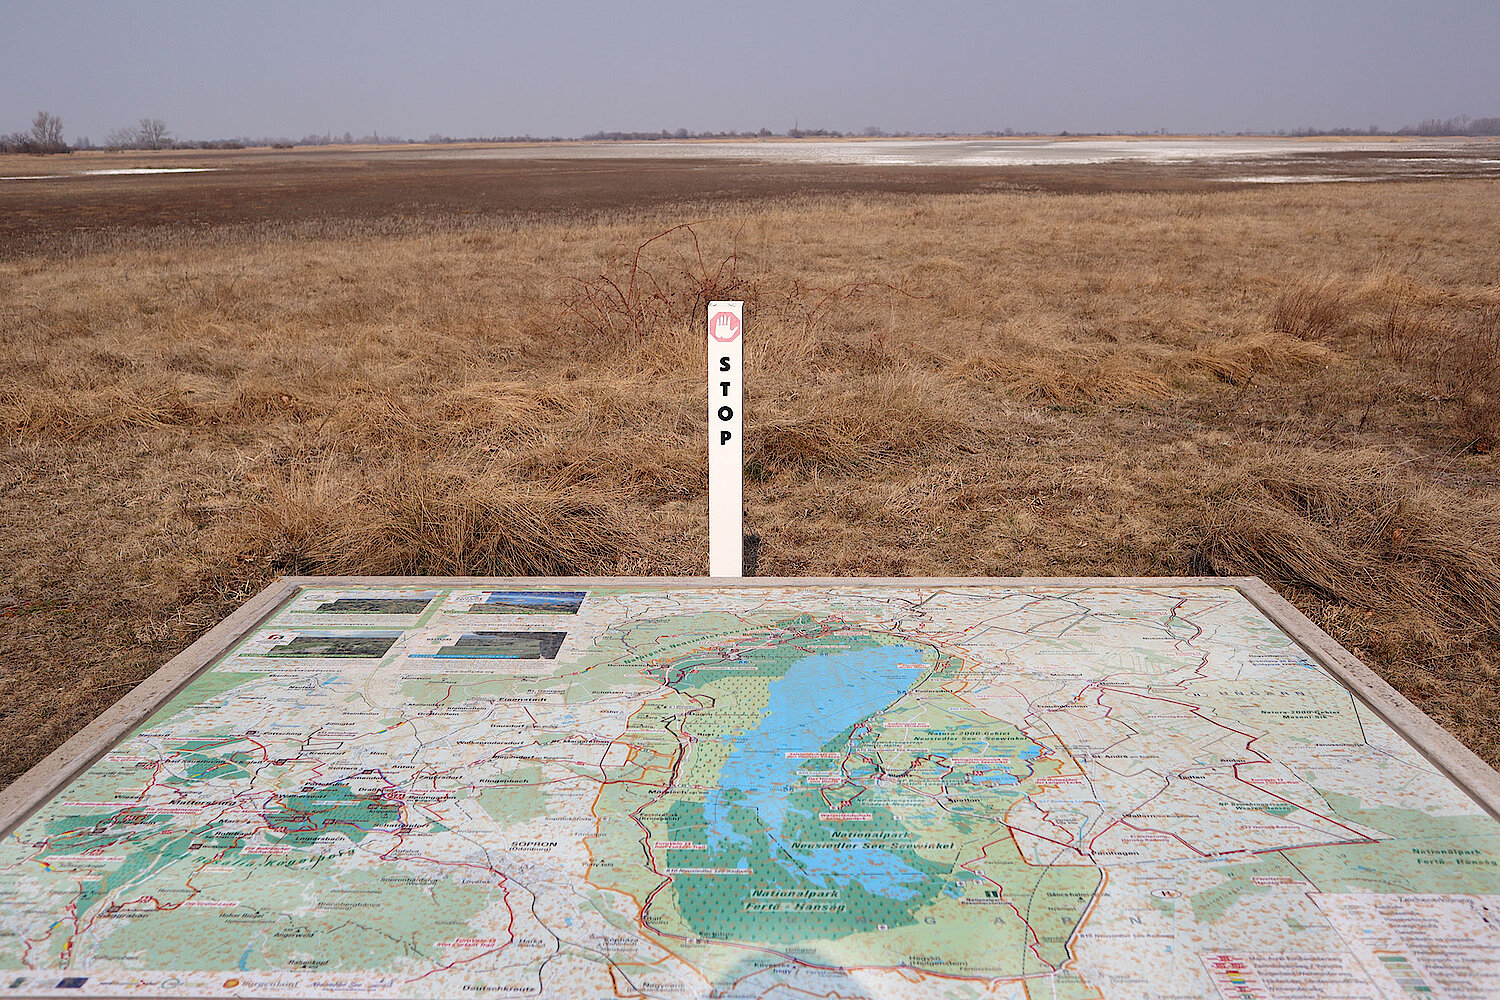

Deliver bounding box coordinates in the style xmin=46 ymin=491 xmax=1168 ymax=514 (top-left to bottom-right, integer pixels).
xmin=2 ymin=144 xmax=1499 ymax=784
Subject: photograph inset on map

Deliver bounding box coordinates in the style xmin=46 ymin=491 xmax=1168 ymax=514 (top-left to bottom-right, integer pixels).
xmin=462 ymin=591 xmax=585 ymax=615
xmin=265 ymin=631 xmax=401 ymax=658
xmin=433 ymin=631 xmax=565 ymax=658
xmin=313 ymin=596 xmax=433 ymax=615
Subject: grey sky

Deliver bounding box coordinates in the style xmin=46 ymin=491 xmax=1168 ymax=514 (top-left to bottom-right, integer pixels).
xmin=3 ymin=0 xmax=1497 ymax=142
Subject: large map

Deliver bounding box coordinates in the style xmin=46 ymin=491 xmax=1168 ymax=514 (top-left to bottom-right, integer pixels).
xmin=2 ymin=583 xmax=1497 ymax=999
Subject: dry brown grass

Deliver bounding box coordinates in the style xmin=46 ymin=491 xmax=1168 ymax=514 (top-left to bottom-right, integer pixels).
xmin=1184 ymin=450 xmax=1500 ymax=743
xmin=240 ymin=464 xmax=626 ymax=577
xmin=1271 ymin=280 xmax=1350 ymax=341
xmin=3 ymin=176 xmax=1500 ymax=782
xmin=1443 ymin=307 xmax=1500 ymax=453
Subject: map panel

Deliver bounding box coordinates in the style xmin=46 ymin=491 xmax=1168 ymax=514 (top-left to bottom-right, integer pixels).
xmin=2 ymin=582 xmax=1498 ymax=999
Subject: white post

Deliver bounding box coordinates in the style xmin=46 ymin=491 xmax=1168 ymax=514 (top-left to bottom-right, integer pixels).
xmin=708 ymin=301 xmax=744 ymax=577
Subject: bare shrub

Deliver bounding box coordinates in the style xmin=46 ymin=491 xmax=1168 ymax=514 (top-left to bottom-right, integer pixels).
xmin=1271 ymin=281 xmax=1348 ymax=341
xmin=761 ymin=275 xmax=927 ymax=342
xmin=561 ymin=223 xmax=757 ymax=347
xmin=559 ymin=222 xmax=923 ymax=353
xmin=1373 ymin=296 xmax=1427 ymax=363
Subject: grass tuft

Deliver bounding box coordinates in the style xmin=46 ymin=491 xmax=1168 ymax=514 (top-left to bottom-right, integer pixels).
xmin=1271 ymin=280 xmax=1349 ymax=341
xmin=236 ymin=466 xmax=626 ymax=577
xmin=748 ymin=373 xmax=974 ymax=472
xmin=561 ymin=223 xmax=758 ymax=349
xmin=1188 ymin=453 xmax=1500 ymax=644
xmin=1440 ymin=307 xmax=1500 ymax=453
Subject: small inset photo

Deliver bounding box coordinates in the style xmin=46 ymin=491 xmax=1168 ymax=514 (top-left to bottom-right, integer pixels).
xmin=240 ymin=629 xmax=403 ymax=660
xmin=444 ymin=590 xmax=586 ymax=616
xmin=284 ymin=589 xmax=438 ymax=618
xmin=411 ymin=630 xmax=567 ymax=660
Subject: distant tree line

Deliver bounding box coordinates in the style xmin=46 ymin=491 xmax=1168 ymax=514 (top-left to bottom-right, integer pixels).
xmin=575 ymin=126 xmax=908 ymax=140
xmin=8 ymin=109 xmax=1500 ymax=155
xmin=1278 ymin=115 xmax=1500 ymax=138
xmin=105 ymin=118 xmax=173 ymax=149
xmin=1397 ymin=115 xmax=1500 ymax=137
xmin=0 ymin=111 xmax=69 ymax=153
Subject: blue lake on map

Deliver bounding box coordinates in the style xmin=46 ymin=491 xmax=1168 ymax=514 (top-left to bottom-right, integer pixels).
xmin=702 ymin=642 xmax=933 ymax=899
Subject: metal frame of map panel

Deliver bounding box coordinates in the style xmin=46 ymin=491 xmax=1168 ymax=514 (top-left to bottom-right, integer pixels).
xmin=4 ymin=574 xmax=1499 ymax=841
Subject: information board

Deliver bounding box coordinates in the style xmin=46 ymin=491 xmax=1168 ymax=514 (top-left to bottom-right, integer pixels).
xmin=1 ymin=578 xmax=1497 ymax=999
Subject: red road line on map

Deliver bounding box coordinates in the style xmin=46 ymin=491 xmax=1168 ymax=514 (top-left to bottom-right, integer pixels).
xmin=1098 ymin=687 xmax=1375 ymax=840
